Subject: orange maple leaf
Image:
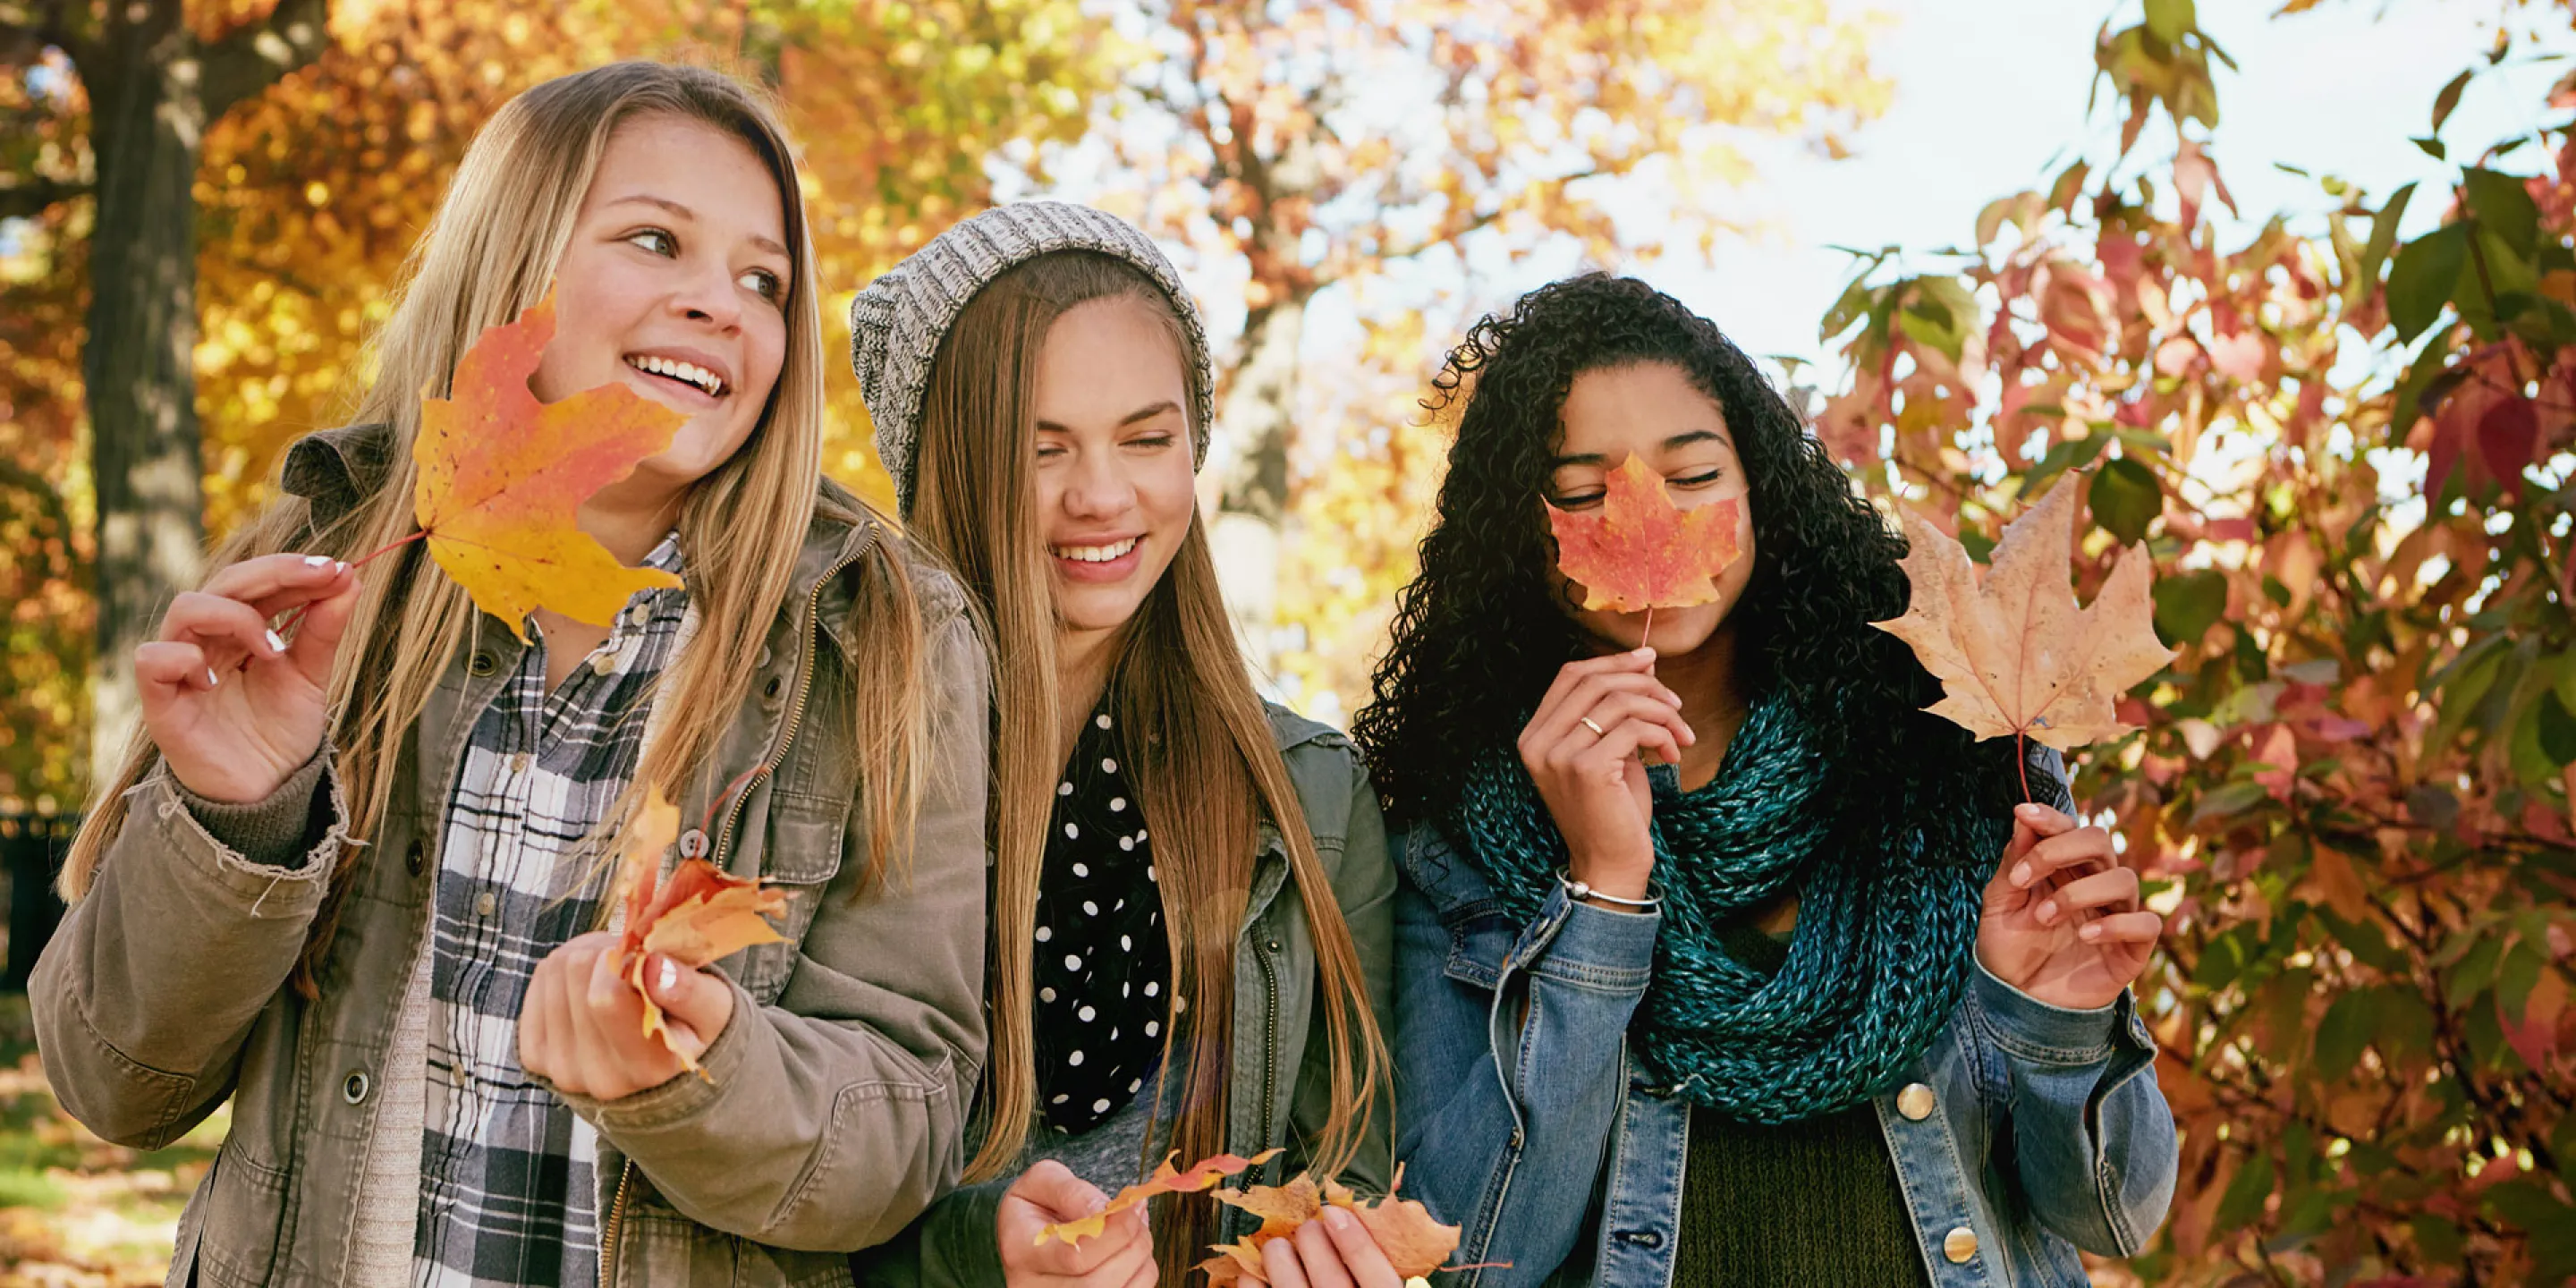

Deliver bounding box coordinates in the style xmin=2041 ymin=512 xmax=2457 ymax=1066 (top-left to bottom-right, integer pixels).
xmin=1197 ymin=1165 xmax=1464 ymax=1286
xmin=1545 ymin=453 xmax=1744 ymax=612
xmin=1033 ymin=1148 xmax=1284 ymax=1248
xmin=414 ymin=292 xmax=687 ymax=642
xmin=1871 ymin=475 xmax=2174 ymax=765
xmin=611 ymin=790 xmax=792 ymax=1073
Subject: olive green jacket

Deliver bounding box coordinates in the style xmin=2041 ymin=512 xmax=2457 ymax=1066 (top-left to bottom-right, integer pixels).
xmin=31 ymin=424 xmax=994 ymax=1287
xmin=853 ymin=708 xmax=1397 ymax=1287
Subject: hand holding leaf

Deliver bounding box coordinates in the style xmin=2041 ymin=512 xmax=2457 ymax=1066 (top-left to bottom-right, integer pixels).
xmin=608 ymin=789 xmax=794 ymax=1077
xmin=1198 ymin=1165 xmax=1471 ymax=1286
xmin=1031 ymin=1148 xmax=1284 ymax=1247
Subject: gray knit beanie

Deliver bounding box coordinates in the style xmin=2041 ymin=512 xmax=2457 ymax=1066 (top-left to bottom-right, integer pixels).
xmin=849 ymin=201 xmax=1215 ymax=513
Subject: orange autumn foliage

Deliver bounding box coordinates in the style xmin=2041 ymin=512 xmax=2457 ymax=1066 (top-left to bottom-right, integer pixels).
xmin=1198 ymin=1165 xmax=1462 ymax=1286
xmin=1032 ymin=1149 xmax=1284 ymax=1249
xmin=1544 ymin=454 xmax=1744 ymax=613
xmin=611 ymin=788 xmax=792 ymax=1072
xmin=411 ymin=293 xmax=685 ymax=640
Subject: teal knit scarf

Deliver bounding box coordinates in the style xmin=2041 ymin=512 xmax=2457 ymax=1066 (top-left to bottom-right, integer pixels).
xmin=1445 ymin=693 xmax=2008 ymax=1124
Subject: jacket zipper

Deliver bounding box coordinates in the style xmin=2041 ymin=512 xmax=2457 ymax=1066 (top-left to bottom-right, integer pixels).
xmin=599 ymin=536 xmax=871 ymax=1286
xmin=1254 ymin=931 xmax=1281 ymax=1150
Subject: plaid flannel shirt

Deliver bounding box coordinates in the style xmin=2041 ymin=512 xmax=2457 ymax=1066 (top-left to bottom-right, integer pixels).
xmin=412 ymin=536 xmax=686 ymax=1288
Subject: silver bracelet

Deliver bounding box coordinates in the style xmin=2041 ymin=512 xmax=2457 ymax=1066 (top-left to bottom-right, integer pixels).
xmin=1555 ymin=867 xmax=1663 ymax=910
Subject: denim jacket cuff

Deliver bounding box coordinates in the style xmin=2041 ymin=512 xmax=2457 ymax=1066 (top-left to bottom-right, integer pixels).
xmin=1521 ymin=886 xmax=1660 ymax=988
xmin=1972 ymin=961 xmax=2140 ymax=1065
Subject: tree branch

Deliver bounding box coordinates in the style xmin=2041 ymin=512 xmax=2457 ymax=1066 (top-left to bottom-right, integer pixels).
xmin=202 ymin=0 xmax=331 ymax=120
xmin=0 ymin=172 xmax=89 ymax=220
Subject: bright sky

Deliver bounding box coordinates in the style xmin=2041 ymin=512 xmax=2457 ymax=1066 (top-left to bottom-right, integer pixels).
xmin=1622 ymin=0 xmax=2568 ymax=379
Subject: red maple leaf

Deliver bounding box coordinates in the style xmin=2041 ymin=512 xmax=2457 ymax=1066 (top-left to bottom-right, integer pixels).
xmin=1545 ymin=454 xmax=1744 ymax=612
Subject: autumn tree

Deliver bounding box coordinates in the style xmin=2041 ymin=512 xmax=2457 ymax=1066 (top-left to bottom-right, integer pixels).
xmin=1815 ymin=0 xmax=2576 ymax=1280
xmin=1078 ymin=0 xmax=1885 ymax=678
xmin=3 ymin=0 xmax=335 ymax=790
xmin=0 ymin=0 xmax=1115 ymax=806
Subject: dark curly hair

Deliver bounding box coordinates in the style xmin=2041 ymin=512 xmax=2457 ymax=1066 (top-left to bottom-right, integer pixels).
xmin=1354 ymin=272 xmax=2024 ymax=831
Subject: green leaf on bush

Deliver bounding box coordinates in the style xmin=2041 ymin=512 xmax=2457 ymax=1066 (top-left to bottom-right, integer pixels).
xmin=2388 ymin=223 xmax=2470 ymax=343
xmin=2314 ymin=989 xmax=2377 ymax=1080
xmin=2462 ymin=168 xmax=2541 ymax=258
xmin=2090 ymin=456 xmax=2163 ymax=543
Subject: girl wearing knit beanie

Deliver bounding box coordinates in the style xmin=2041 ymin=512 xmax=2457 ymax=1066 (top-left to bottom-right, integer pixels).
xmin=34 ymin=62 xmax=994 ymax=1287
xmin=1354 ymin=273 xmax=2179 ymax=1287
xmin=849 ymin=203 xmax=1398 ymax=1288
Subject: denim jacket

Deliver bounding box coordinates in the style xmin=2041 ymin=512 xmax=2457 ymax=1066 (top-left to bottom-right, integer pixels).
xmin=1391 ymin=794 xmax=2177 ymax=1287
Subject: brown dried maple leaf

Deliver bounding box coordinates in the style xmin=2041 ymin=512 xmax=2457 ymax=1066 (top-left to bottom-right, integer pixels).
xmin=1871 ymin=475 xmax=2174 ymax=781
xmin=1033 ymin=1149 xmax=1284 ymax=1248
xmin=611 ymin=789 xmax=792 ymax=1073
xmin=1198 ymin=1164 xmax=1463 ymax=1286
xmin=1546 ymin=453 xmax=1744 ymax=612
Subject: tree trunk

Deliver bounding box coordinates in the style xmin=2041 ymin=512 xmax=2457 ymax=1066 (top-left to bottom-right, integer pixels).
xmin=1208 ymin=292 xmax=1307 ymax=676
xmin=81 ymin=0 xmax=210 ymax=788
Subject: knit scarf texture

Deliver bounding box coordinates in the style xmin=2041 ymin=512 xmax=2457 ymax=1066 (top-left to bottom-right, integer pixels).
xmin=1445 ymin=693 xmax=2008 ymax=1123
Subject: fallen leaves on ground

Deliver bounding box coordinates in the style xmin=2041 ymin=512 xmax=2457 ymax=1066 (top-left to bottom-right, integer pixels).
xmin=1198 ymin=1164 xmax=1463 ymax=1285
xmin=1545 ymin=453 xmax=1744 ymax=612
xmin=611 ymin=790 xmax=791 ymax=1072
xmin=1033 ymin=1148 xmax=1284 ymax=1248
xmin=413 ymin=292 xmax=686 ymax=641
xmin=1871 ymin=474 xmax=2173 ymax=755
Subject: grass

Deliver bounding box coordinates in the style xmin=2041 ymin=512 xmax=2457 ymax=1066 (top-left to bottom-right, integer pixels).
xmin=0 ymin=993 xmax=223 ymax=1288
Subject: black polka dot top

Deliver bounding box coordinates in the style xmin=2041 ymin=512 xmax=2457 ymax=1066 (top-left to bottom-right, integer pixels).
xmin=1031 ymin=702 xmax=1175 ymax=1133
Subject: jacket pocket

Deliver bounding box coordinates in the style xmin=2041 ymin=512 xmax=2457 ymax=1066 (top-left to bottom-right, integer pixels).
xmin=189 ymin=1145 xmax=291 ymax=1287
xmin=735 ymin=790 xmax=851 ymax=1002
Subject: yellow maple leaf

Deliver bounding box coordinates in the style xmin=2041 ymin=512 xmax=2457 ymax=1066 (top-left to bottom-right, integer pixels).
xmin=414 ymin=292 xmax=686 ymax=642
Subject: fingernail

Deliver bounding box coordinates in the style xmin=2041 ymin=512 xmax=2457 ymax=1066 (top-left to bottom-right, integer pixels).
xmin=1323 ymin=1207 xmax=1353 ymax=1231
xmin=303 ymin=555 xmax=332 ymax=567
xmin=2080 ymin=922 xmax=2104 ymax=941
xmin=2036 ymin=900 xmax=2060 ymax=925
xmin=206 ymin=667 xmax=221 ymax=688
xmin=657 ymin=958 xmax=679 ymax=993
xmin=265 ymin=629 xmax=288 ymax=655
xmin=335 ymin=561 xmax=351 ymax=575
xmin=1635 ymin=646 xmax=1657 ymax=658
xmin=2016 ymin=803 xmax=2045 ymax=820
xmin=2011 ymin=862 xmax=2032 ymax=887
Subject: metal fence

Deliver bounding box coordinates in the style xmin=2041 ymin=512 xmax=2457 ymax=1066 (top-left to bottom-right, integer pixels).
xmin=2 ymin=812 xmax=76 ymax=991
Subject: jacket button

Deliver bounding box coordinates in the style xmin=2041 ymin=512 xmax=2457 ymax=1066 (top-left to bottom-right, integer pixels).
xmin=762 ymin=674 xmax=784 ymax=700
xmin=1267 ymin=938 xmax=1284 ymax=954
xmin=342 ymin=1070 xmax=371 ymax=1105
xmin=474 ymin=891 xmax=498 ymax=919
xmin=678 ymin=828 xmax=709 ymax=859
xmin=404 ymin=838 xmax=426 ymax=877
xmin=1943 ymin=1226 xmax=1978 ymax=1263
xmin=467 ymin=650 xmax=498 ymax=677
xmin=1897 ymin=1082 xmax=1936 ymax=1121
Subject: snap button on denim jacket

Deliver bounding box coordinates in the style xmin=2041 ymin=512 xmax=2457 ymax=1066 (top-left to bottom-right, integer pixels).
xmin=1389 ymin=813 xmax=2179 ymax=1287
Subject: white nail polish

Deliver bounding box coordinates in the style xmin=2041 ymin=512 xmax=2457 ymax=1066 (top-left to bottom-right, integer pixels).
xmin=265 ymin=630 xmax=288 ymax=654
xmin=206 ymin=668 xmax=221 ymax=688
xmin=304 ymin=555 xmax=333 ymax=567
xmin=657 ymin=959 xmax=679 ymax=993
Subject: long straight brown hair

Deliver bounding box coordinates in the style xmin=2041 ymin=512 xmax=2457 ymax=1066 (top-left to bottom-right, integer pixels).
xmin=909 ymin=250 xmax=1384 ymax=1278
xmin=63 ymin=62 xmax=931 ymax=996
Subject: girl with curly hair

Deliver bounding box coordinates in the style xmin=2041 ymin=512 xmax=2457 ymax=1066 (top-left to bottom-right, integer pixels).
xmin=1355 ymin=274 xmax=2177 ymax=1286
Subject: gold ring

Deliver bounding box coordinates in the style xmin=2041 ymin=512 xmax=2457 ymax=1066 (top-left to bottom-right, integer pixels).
xmin=1580 ymin=716 xmax=1607 ymax=738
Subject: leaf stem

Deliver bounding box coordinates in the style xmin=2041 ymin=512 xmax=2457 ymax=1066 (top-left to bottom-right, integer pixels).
xmin=2016 ymin=728 xmax=2032 ymax=804
xmin=251 ymin=530 xmax=433 ymax=667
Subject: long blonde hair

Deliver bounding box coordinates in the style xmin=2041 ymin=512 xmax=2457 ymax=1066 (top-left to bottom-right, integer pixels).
xmin=64 ymin=62 xmax=930 ymax=999
xmin=909 ymin=250 xmax=1384 ymax=1278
